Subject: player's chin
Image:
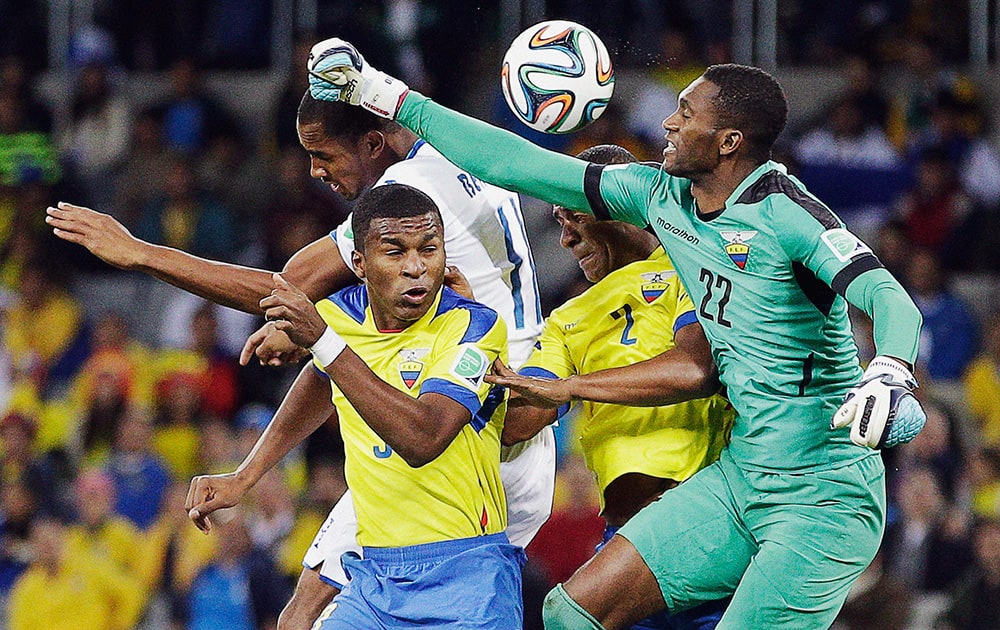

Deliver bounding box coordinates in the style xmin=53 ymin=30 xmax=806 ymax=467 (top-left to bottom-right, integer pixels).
xmin=395 ymin=295 xmax=433 ymax=318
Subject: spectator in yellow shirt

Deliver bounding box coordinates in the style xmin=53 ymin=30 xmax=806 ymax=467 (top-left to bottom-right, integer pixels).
xmin=8 ymin=516 xmax=143 ymax=630
xmin=964 ymin=313 xmax=1000 ymax=448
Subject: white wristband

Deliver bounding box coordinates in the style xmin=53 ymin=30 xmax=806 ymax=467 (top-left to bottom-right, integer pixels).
xmin=309 ymin=326 xmax=347 ymax=368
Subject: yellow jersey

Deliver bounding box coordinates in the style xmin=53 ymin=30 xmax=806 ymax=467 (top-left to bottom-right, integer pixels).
xmin=315 ymin=285 xmax=508 ymax=547
xmin=521 ymin=247 xmax=732 ymax=507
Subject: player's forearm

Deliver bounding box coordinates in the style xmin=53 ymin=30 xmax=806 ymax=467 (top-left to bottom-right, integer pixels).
xmin=567 ymin=351 xmax=719 ymax=407
xmin=844 ymin=268 xmax=922 ymax=365
xmin=235 ymin=365 xmax=335 ymax=486
xmin=398 ymin=92 xmax=591 ymax=212
xmin=324 ymin=350 xmax=462 ymax=467
xmin=501 ymin=400 xmax=558 ymax=446
xmin=134 ymin=242 xmax=276 ymax=313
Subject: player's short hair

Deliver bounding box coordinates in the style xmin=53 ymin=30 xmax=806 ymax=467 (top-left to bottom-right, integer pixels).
xmin=352 ymin=183 xmax=442 ymax=252
xmin=297 ymin=90 xmax=402 ymax=141
xmin=702 ymin=64 xmax=787 ymax=162
xmin=575 ymin=144 xmax=638 ymax=166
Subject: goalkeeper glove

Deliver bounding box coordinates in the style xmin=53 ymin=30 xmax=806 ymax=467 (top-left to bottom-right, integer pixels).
xmin=307 ymin=38 xmax=409 ymax=120
xmin=831 ymin=356 xmax=927 ymax=449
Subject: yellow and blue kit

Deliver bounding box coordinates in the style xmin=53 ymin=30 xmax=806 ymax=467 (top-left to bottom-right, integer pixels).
xmin=313 ymin=284 xmax=524 ymax=629
xmin=520 ymin=247 xmax=732 ymax=507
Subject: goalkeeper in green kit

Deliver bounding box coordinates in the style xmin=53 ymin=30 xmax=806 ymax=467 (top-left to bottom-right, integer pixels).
xmin=306 ymin=39 xmax=927 ymax=630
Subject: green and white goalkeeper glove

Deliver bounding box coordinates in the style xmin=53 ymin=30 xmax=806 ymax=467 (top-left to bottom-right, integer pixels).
xmin=831 ymin=356 xmax=927 ymax=449
xmin=307 ymin=37 xmax=409 ymax=119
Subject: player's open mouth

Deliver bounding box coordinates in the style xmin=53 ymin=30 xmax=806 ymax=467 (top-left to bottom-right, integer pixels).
xmin=663 ymin=140 xmax=677 ymax=155
xmin=402 ymin=287 xmax=429 ymax=301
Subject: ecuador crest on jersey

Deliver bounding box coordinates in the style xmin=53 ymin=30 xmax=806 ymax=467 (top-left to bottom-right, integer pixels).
xmin=397 ymin=348 xmax=430 ymax=389
xmin=640 ymin=270 xmax=676 ymax=303
xmin=720 ymin=230 xmax=758 ymax=270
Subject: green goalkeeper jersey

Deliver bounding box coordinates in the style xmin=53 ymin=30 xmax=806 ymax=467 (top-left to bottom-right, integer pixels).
xmin=399 ymin=93 xmax=922 ymax=473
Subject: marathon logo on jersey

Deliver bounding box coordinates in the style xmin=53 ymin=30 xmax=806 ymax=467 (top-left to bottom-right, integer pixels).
xmin=821 ymin=228 xmax=872 ymax=263
xmin=640 ymin=270 xmax=676 ymax=303
xmin=397 ymin=348 xmax=430 ymax=389
xmin=451 ymin=345 xmax=489 ymax=390
xmin=720 ymin=230 xmax=758 ymax=270
xmin=655 ymin=217 xmax=700 ymax=245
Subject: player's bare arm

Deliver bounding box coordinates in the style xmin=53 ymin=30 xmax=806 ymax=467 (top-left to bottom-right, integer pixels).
xmin=500 ymin=392 xmax=558 ymax=446
xmin=488 ymin=322 xmax=718 ymax=410
xmin=46 ymin=201 xmax=355 ymax=314
xmin=263 ymin=273 xmax=477 ymax=468
xmin=185 ymin=363 xmax=336 ymax=533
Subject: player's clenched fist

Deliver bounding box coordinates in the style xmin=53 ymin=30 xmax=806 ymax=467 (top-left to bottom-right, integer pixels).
xmin=239 ymin=321 xmax=309 ymax=367
xmin=185 ymin=472 xmax=250 ymax=533
xmin=307 ymin=37 xmax=409 ymax=119
xmin=259 ymin=274 xmax=347 ymax=369
xmin=259 ymin=273 xmax=328 ymax=347
xmin=831 ymin=355 xmax=927 ymax=449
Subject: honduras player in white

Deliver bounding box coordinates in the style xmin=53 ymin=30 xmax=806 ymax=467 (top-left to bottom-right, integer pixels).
xmin=46 ymin=92 xmax=553 ymax=630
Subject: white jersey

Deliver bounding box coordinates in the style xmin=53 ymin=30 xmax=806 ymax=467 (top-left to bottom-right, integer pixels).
xmin=330 ymin=139 xmax=543 ymax=368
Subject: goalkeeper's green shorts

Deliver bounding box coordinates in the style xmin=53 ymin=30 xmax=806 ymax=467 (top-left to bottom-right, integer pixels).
xmin=618 ymin=448 xmax=885 ymax=629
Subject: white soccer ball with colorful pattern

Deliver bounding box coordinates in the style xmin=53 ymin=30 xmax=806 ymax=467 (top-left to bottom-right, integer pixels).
xmin=501 ymin=20 xmax=615 ymax=134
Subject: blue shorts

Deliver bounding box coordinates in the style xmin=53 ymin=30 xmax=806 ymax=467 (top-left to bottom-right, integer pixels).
xmin=316 ymin=532 xmax=526 ymax=629
xmin=600 ymin=526 xmax=727 ymax=630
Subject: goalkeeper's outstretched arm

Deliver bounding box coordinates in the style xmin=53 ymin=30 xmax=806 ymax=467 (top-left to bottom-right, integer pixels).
xmin=307 ymin=37 xmax=592 ymax=214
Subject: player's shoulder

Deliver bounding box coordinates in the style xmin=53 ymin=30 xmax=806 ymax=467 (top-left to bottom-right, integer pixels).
xmin=553 ymin=252 xmax=680 ymax=317
xmin=733 ymin=163 xmax=843 ymax=231
xmin=381 ymin=140 xmax=454 ymax=181
xmin=432 ymin=287 xmax=505 ymax=343
xmin=319 ymin=283 xmax=368 ymax=325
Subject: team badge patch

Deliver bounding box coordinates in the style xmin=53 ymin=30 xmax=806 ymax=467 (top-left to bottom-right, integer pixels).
xmin=639 ymin=270 xmax=676 ymax=303
xmin=820 ymin=228 xmax=872 ymax=262
xmin=450 ymin=345 xmax=490 ymax=390
xmin=397 ymin=348 xmax=429 ymax=389
xmin=720 ymin=230 xmax=758 ymax=269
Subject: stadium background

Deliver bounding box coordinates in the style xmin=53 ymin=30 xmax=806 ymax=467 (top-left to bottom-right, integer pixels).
xmin=1 ymin=1 xmax=999 ymax=628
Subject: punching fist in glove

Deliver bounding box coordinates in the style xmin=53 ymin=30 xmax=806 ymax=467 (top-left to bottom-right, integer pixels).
xmin=307 ymin=37 xmax=409 ymax=119
xmin=831 ymin=356 xmax=927 ymax=449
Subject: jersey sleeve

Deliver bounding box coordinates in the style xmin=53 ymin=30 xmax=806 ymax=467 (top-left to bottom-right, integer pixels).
xmin=588 ymin=162 xmax=665 ymax=228
xmin=672 ymin=287 xmax=699 ymax=334
xmin=770 ymin=202 xmax=922 ymax=364
xmin=519 ymin=315 xmax=575 ymax=381
xmin=418 ymin=305 xmax=508 ymax=425
xmin=398 ymin=92 xmax=591 ymax=212
xmin=329 ymin=214 xmax=355 ymax=269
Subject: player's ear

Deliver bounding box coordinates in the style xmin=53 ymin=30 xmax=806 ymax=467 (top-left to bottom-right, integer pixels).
xmin=718 ymin=129 xmax=743 ymax=157
xmin=364 ymin=130 xmax=386 ymax=158
xmin=351 ymin=250 xmax=366 ymax=279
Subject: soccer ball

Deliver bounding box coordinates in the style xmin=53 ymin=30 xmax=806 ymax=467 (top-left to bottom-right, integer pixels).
xmin=501 ymin=20 xmax=614 ymax=134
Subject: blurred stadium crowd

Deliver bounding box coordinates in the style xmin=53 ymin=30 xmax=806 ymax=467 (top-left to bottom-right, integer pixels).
xmin=1 ymin=1 xmax=999 ymax=629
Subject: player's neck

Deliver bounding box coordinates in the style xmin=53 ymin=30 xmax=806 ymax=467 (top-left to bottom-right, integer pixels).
xmin=369 ymin=293 xmax=436 ymax=333
xmin=382 ymin=129 xmax=421 ymax=162
xmin=690 ymin=159 xmax=760 ymax=216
